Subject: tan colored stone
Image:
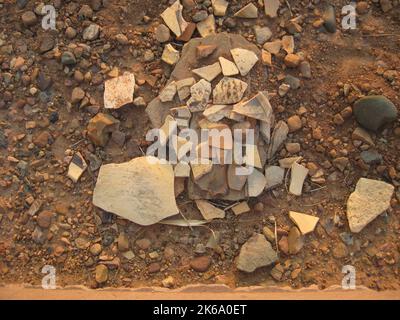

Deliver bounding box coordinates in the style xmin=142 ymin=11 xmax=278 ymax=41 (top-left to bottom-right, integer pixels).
xmin=230 ymin=48 xmax=259 ymax=76
xmin=162 ymin=44 xmax=180 ymax=65
xmin=289 ymin=162 xmax=309 ymax=196
xmin=231 ymin=201 xmax=250 ymax=215
xmin=195 ymin=200 xmax=225 ymax=220
xmin=192 ymin=62 xmax=222 ymax=82
xmin=104 ymin=72 xmax=135 ymax=109
xmin=289 ymin=211 xmax=319 ymax=235
xmin=87 ymin=113 xmax=120 ymax=147
xmin=234 ymin=3 xmax=258 ymax=18
xmin=213 ymin=77 xmax=248 ymax=104
xmin=219 ymin=57 xmax=239 ymax=76
xmin=197 ymin=15 xmax=216 ymax=37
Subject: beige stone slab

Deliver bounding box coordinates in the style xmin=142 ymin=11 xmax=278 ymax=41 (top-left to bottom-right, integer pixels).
xmin=289 ymin=211 xmax=320 ymax=235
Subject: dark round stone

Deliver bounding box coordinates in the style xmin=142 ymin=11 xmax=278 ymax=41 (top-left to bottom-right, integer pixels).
xmin=49 ymin=112 xmax=59 ymax=123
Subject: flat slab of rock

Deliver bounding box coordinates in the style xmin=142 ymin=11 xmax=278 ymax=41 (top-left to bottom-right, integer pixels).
xmin=192 ymin=62 xmax=221 ymax=82
xmin=195 ymin=200 xmax=225 ymax=220
xmin=236 ymin=234 xmax=277 ymax=273
xmin=93 ymin=156 xmax=179 ymax=226
xmin=104 ymin=72 xmax=135 ymax=109
xmin=231 ymin=48 xmax=259 ymax=76
xmin=289 ymin=211 xmax=319 ymax=235
xmin=347 ymin=178 xmax=394 ymax=233
xmin=213 ymin=77 xmax=248 ymax=104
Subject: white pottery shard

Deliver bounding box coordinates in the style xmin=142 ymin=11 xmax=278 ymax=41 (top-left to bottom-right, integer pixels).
xmin=92 ymin=156 xmax=179 ymax=226
xmin=104 ymin=72 xmax=135 ymax=109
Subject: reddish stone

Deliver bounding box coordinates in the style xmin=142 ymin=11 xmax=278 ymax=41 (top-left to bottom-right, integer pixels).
xmin=190 ymin=256 xmax=211 ymax=272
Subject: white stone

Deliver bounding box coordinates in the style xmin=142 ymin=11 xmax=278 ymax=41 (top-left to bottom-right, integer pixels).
xmin=159 ymin=81 xmax=177 ymax=102
xmin=347 ymin=178 xmax=394 ymax=233
xmin=247 ymin=169 xmax=267 ymax=197
xmin=93 ymin=157 xmax=179 ymax=226
xmin=289 ymin=162 xmax=309 ymax=196
xmin=230 ymin=48 xmax=259 ymax=76
xmin=219 ymin=57 xmax=239 ymax=76
xmin=233 ymin=91 xmax=273 ymax=122
xmin=160 ymin=0 xmax=188 ymax=37
xmin=104 ymin=72 xmax=135 ymax=109
xmin=162 ymin=44 xmax=180 ymax=65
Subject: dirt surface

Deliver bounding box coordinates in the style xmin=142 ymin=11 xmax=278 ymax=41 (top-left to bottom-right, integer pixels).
xmin=0 ymin=0 xmax=400 ymax=293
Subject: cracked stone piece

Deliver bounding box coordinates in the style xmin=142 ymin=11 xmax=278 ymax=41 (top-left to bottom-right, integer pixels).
xmin=68 ymin=152 xmax=88 ymax=183
xmin=192 ymin=62 xmax=222 ymax=82
xmin=87 ymin=113 xmax=120 ymax=147
xmin=219 ymin=57 xmax=239 ymax=76
xmin=264 ymin=0 xmax=280 ymax=18
xmin=233 ymin=91 xmax=273 ymax=122
xmin=213 ymin=77 xmax=248 ymax=104
xmin=265 ymin=166 xmax=284 ymax=190
xmin=203 ymin=104 xmax=232 ymax=122
xmin=197 ymin=15 xmax=216 ymax=37
xmin=263 ymin=40 xmax=282 ymax=55
xmin=162 ymin=44 xmax=180 ymax=65
xmin=236 ymin=234 xmax=278 ymax=273
xmin=212 ymin=0 xmax=229 ymax=16
xmin=195 ymin=200 xmax=225 ymax=220
xmin=104 ymin=72 xmax=135 ymax=109
xmin=160 ymin=0 xmax=188 ymax=37
xmin=289 ymin=211 xmax=319 ymax=235
xmin=234 ymin=3 xmax=258 ymax=19
xmin=347 ymin=178 xmax=394 ymax=233
xmin=267 ymin=120 xmax=289 ymax=159
xmin=289 ymin=162 xmax=309 ymax=196
xmin=93 ymin=157 xmax=179 ymax=226
xmin=187 ymin=79 xmax=212 ymax=112
xmin=176 ymin=77 xmax=196 ymax=101
xmin=159 ymin=81 xmax=177 ymax=102
xmin=231 ymin=202 xmax=250 ymax=215
xmin=230 ymin=48 xmax=259 ymax=76
xmin=247 ymin=169 xmax=267 ymax=197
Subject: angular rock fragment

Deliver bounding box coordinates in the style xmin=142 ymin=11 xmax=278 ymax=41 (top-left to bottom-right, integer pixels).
xmin=233 ymin=92 xmax=273 ymax=122
xmin=282 ymin=35 xmax=294 ymax=54
xmin=93 ymin=157 xmax=179 ymax=226
xmin=203 ymin=104 xmax=232 ymax=122
xmin=186 ymin=79 xmax=212 ymax=112
xmin=288 ymin=226 xmax=304 ymax=254
xmin=192 ymin=62 xmax=222 ymax=82
xmin=289 ymin=162 xmax=309 ymax=196
xmin=352 ymin=127 xmax=374 ymax=146
xmin=195 ymin=200 xmax=225 ymax=220
xmin=159 ymin=81 xmax=177 ymax=102
xmin=68 ymin=152 xmax=88 ymax=183
xmin=212 ymin=0 xmax=229 ymax=16
xmin=289 ymin=211 xmax=319 ymax=235
xmin=213 ymin=77 xmax=248 ymax=104
xmin=231 ymin=201 xmax=250 ymax=215
xmin=247 ymin=169 xmax=267 ymax=197
xmin=174 ymin=162 xmax=191 ymax=177
xmin=347 ymin=178 xmax=394 ymax=233
xmin=265 ymin=166 xmax=284 ymax=190
xmin=234 ymin=3 xmax=258 ymax=19
xmin=230 ymin=48 xmax=259 ymax=76
xmin=160 ymin=0 xmax=188 ymax=37
xmin=236 ymin=234 xmax=278 ymax=272
xmin=191 ymin=159 xmax=213 ymax=181
xmin=227 ymin=164 xmax=247 ymax=191
xmin=196 ymin=44 xmax=217 ymax=59
xmin=267 ymin=120 xmax=289 ymax=159
xmin=104 ymin=72 xmax=135 ymax=109
xmin=219 ymin=57 xmax=239 ymax=76
xmin=176 ymin=77 xmax=196 ymax=101
xmin=197 ymin=15 xmax=216 ymax=37
xmin=263 ymin=40 xmax=282 ymax=55
xmin=87 ymin=113 xmax=120 ymax=147
xmin=264 ymin=0 xmax=280 ymax=18
xmin=146 ymin=97 xmax=175 ymax=128
xmin=162 ymin=44 xmax=180 ymax=65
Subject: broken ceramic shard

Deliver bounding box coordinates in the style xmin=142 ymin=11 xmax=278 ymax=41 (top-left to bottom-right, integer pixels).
xmin=192 ymin=62 xmax=222 ymax=82
xmin=289 ymin=211 xmax=319 ymax=235
xmin=231 ymin=201 xmax=250 ymax=215
xmin=213 ymin=77 xmax=248 ymax=104
xmin=160 ymin=0 xmax=188 ymax=37
xmin=289 ymin=162 xmax=309 ymax=196
xmin=159 ymin=115 xmax=177 ymax=146
xmin=347 ymin=178 xmax=394 ymax=233
xmin=104 ymin=72 xmax=135 ymax=109
xmin=92 ymin=156 xmax=179 ymax=226
xmin=264 ymin=0 xmax=280 ymax=18
xmin=176 ymin=77 xmax=196 ymax=101
xmin=230 ymin=48 xmax=259 ymax=76
xmin=227 ymin=164 xmax=247 ymax=191
xmin=234 ymin=3 xmax=258 ymax=19
xmin=263 ymin=40 xmax=282 ymax=55
xmin=195 ymin=200 xmax=225 ymax=220
xmin=162 ymin=44 xmax=180 ymax=65
xmin=265 ymin=166 xmax=285 ymax=190
xmin=186 ymin=79 xmax=212 ymax=112
xmin=203 ymin=104 xmax=232 ymax=122
xmin=219 ymin=57 xmax=239 ymax=76
xmin=87 ymin=113 xmax=120 ymax=147
xmin=68 ymin=152 xmax=87 ymax=183
xmin=247 ymin=169 xmax=267 ymax=197
xmin=159 ymin=81 xmax=177 ymax=102
xmin=197 ymin=15 xmax=216 ymax=37
xmin=212 ymin=0 xmax=229 ymax=16
xmin=233 ymin=92 xmax=273 ymax=122
xmin=191 ymin=159 xmax=213 ymax=181
xmin=267 ymin=120 xmax=289 ymax=159
xmin=236 ymin=234 xmax=278 ymax=273
xmin=174 ymin=162 xmax=191 ymax=177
